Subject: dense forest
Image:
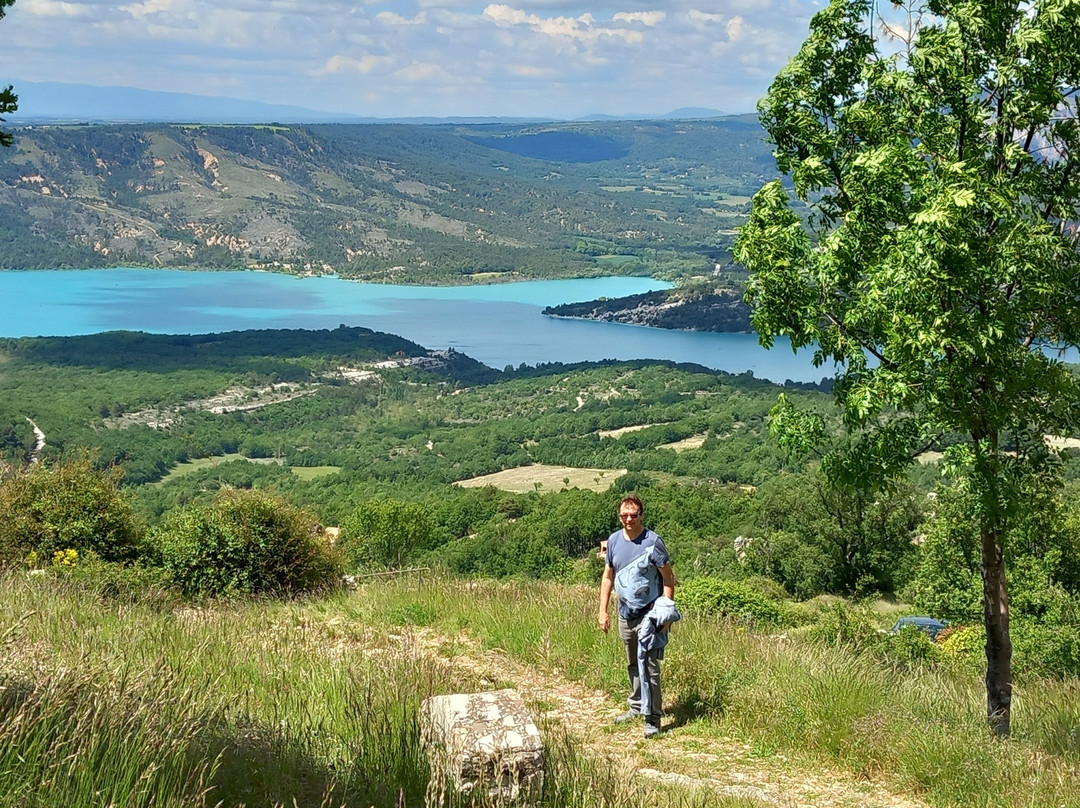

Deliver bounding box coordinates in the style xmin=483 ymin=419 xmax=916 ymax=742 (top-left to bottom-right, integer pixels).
xmin=0 ymin=327 xmax=818 ymax=494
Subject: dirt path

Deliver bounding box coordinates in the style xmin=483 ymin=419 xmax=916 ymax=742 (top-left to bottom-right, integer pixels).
xmin=420 ymin=632 xmax=930 ymax=808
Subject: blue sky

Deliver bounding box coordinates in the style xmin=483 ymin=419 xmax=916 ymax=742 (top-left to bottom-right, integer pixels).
xmin=1 ymin=0 xmax=822 ymax=119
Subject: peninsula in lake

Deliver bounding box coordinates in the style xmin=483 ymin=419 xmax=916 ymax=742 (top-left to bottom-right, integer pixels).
xmin=543 ymin=285 xmax=751 ymax=333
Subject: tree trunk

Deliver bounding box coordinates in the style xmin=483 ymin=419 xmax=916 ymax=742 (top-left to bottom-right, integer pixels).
xmin=981 ymin=523 xmax=1012 ymax=736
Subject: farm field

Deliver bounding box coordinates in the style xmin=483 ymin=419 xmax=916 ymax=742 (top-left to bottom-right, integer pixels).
xmin=454 ymin=463 xmax=627 ymax=493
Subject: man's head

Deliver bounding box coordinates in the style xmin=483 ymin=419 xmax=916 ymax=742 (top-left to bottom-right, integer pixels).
xmin=618 ymin=495 xmax=644 ymax=527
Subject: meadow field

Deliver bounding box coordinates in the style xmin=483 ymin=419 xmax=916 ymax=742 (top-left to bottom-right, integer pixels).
xmin=3 ymin=569 xmax=1080 ymax=808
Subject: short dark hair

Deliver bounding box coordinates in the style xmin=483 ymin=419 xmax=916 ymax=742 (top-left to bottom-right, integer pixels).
xmin=618 ymin=495 xmax=643 ymax=516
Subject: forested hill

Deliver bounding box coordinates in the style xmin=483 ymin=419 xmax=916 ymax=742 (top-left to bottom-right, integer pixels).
xmin=0 ymin=118 xmax=776 ymax=282
xmin=543 ymin=285 xmax=752 ymax=332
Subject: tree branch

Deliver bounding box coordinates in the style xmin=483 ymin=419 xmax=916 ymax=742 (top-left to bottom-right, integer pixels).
xmin=909 ymin=431 xmax=946 ymax=462
xmin=1042 ymin=160 xmax=1076 ymax=223
xmin=824 ymin=310 xmax=896 ymax=369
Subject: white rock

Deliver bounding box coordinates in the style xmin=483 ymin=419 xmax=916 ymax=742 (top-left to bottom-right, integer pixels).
xmin=421 ymin=689 xmax=543 ymax=803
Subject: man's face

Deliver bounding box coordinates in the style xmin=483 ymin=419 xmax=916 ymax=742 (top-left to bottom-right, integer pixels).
xmin=618 ymin=507 xmax=642 ymax=527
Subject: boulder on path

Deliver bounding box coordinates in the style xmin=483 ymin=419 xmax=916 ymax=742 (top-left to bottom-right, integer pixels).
xmin=421 ymin=689 xmax=543 ymax=803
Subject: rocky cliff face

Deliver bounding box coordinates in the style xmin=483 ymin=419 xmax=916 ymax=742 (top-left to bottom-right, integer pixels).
xmin=543 ymin=288 xmax=751 ymax=333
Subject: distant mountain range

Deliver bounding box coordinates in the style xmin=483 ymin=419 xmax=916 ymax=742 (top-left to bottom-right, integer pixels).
xmin=1 ymin=80 xmax=727 ymax=125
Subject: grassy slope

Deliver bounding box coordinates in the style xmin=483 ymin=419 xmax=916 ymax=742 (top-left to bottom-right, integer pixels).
xmin=3 ymin=571 xmax=1080 ymax=808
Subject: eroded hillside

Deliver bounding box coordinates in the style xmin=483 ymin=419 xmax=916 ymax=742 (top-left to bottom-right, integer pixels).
xmin=0 ymin=119 xmax=776 ymax=281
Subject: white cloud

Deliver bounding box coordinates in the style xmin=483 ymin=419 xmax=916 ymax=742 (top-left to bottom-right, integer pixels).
xmin=1 ymin=0 xmax=819 ymax=119
xmin=19 ymin=0 xmax=99 ymax=18
xmin=395 ymin=61 xmax=442 ymax=81
xmin=120 ymin=0 xmax=180 ymax=19
xmin=483 ymin=4 xmax=644 ymax=44
xmin=483 ymin=5 xmax=525 ymax=25
xmin=321 ymin=54 xmax=386 ymax=74
xmin=376 ymin=10 xmax=427 ymax=25
xmin=613 ymin=11 xmax=665 ymax=26
xmin=688 ymin=9 xmax=726 ymax=25
xmin=686 ymin=8 xmax=745 ymax=40
xmin=510 ymin=64 xmax=554 ymax=77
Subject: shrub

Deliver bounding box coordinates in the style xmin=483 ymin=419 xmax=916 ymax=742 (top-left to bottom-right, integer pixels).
xmin=939 ymin=620 xmax=1080 ymax=680
xmin=1011 ymin=620 xmax=1080 ymax=680
xmin=1008 ymin=552 xmax=1077 ymax=622
xmin=433 ymin=491 xmax=610 ymax=580
xmin=739 ymin=574 xmax=792 ymax=602
xmin=339 ymin=499 xmax=441 ymax=572
xmin=438 ymin=525 xmax=573 ymax=580
xmin=678 ymin=575 xmax=794 ymax=629
xmin=54 ymin=551 xmax=179 ymax=607
xmin=938 ymin=623 xmax=985 ymax=676
xmin=742 ymin=529 xmax=833 ymax=600
xmin=882 ymin=625 xmax=942 ymax=666
xmin=906 ymin=478 xmax=1080 ymax=623
xmin=613 ymin=471 xmax=653 ymax=493
xmin=152 ymin=489 xmax=342 ymax=598
xmin=803 ymin=602 xmax=881 ymax=649
xmin=0 ymin=455 xmax=141 ymax=565
xmin=567 ymin=555 xmax=604 ymax=585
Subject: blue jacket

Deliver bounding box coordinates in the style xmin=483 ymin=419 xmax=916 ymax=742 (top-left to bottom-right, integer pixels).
xmin=637 ymin=595 xmax=681 ymax=717
xmin=613 ymin=544 xmax=663 ymax=616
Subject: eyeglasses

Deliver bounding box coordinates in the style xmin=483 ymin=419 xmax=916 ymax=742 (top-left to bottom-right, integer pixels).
xmin=619 ymin=511 xmax=641 ymax=520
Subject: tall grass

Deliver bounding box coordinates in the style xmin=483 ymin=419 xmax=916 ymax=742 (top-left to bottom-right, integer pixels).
xmin=354 ymin=573 xmax=1080 ymax=808
xmin=0 ymin=573 xmax=445 ymax=807
xmin=0 ymin=572 xmax=752 ymax=808
xmin=0 ymin=663 xmax=220 ymax=808
xmin=6 ymin=568 xmax=1080 ymax=806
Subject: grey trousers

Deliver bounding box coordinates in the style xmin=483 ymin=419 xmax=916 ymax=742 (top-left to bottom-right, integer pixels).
xmin=618 ymin=614 xmax=661 ymax=723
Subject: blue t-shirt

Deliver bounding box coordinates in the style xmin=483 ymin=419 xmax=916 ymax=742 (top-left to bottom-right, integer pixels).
xmin=606 ymin=528 xmax=670 ymax=619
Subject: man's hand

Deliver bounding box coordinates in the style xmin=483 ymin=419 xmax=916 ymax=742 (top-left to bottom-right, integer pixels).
xmin=598 ymin=611 xmax=610 ymax=633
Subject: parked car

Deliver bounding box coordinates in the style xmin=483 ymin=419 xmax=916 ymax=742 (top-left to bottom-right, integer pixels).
xmin=889 ymin=616 xmax=949 ymax=640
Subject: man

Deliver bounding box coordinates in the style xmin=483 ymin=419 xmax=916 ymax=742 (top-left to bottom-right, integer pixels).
xmin=597 ymin=495 xmax=675 ymax=739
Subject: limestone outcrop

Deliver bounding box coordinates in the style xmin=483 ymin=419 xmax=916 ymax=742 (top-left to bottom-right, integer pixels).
xmin=421 ymin=689 xmax=543 ymax=803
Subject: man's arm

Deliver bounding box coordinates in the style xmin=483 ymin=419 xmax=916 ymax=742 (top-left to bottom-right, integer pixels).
xmin=658 ymin=563 xmax=675 ymax=600
xmin=598 ymin=564 xmax=614 ymax=632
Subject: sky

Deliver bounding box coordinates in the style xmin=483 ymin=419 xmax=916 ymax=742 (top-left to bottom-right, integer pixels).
xmin=0 ymin=0 xmax=823 ymax=120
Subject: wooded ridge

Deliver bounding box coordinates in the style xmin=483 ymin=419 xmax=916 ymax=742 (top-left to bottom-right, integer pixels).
xmin=0 ymin=117 xmax=775 ymax=287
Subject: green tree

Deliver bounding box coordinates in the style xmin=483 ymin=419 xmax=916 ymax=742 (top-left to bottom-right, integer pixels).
xmin=752 ymin=471 xmax=923 ymax=598
xmin=909 ymin=472 xmax=1080 ymax=623
xmin=734 ymin=0 xmax=1080 ymax=735
xmin=152 ymin=489 xmax=341 ymax=597
xmin=0 ymin=1 xmax=16 ymax=149
xmin=0 ymin=454 xmax=141 ymax=564
xmin=339 ymin=498 xmax=440 ymax=572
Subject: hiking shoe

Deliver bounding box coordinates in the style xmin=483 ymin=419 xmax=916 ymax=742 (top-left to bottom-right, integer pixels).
xmin=613 ymin=710 xmax=640 ymax=725
xmin=644 ymin=722 xmax=661 ymax=739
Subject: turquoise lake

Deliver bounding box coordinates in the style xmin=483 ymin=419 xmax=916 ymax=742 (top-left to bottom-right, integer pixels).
xmin=0 ymin=269 xmax=826 ymax=383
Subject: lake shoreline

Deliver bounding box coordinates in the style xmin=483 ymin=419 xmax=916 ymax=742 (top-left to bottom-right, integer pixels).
xmin=0 ymin=269 xmax=824 ymax=382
